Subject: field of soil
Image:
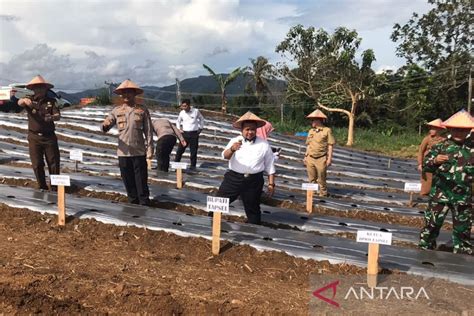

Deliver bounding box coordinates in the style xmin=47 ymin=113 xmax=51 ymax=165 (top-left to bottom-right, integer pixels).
xmin=1 ymin=204 xmax=473 ymax=315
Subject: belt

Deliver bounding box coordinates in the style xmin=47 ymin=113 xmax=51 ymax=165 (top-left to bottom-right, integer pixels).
xmin=29 ymin=130 xmax=55 ymax=137
xmin=309 ymin=153 xmax=327 ymax=159
xmin=229 ymin=170 xmax=263 ymax=178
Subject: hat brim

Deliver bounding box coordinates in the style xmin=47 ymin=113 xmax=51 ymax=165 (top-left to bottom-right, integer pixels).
xmin=443 ymin=123 xmax=474 ymax=129
xmin=114 ymin=87 xmax=144 ymax=95
xmin=233 ymin=120 xmax=266 ymax=129
xmin=26 ymin=82 xmax=54 ymax=90
xmin=426 ymin=123 xmax=445 ymax=129
xmin=306 ymin=116 xmax=326 ymax=120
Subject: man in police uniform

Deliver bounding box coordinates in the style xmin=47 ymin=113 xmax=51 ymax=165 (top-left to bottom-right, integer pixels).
xmin=217 ymin=112 xmax=276 ymax=225
xmin=18 ymin=75 xmax=61 ymax=190
xmin=303 ymin=109 xmax=335 ymax=197
xmin=101 ymin=79 xmax=154 ymax=206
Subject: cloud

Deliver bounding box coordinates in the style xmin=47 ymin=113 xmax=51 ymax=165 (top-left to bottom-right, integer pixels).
xmin=0 ymin=14 xmax=20 ymax=22
xmin=0 ymin=0 xmax=433 ymax=90
xmin=206 ymin=46 xmax=229 ymax=57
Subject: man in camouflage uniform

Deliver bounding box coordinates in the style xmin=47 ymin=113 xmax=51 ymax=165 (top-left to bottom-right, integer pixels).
xmin=419 ymin=109 xmax=473 ymax=254
xmin=18 ymin=75 xmax=61 ymax=190
xmin=304 ymin=109 xmax=335 ymax=197
xmin=102 ymin=79 xmax=154 ymax=206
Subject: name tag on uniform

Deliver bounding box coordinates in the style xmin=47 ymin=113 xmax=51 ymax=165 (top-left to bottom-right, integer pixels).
xmin=302 ymin=183 xmax=319 ymax=191
xmin=170 ymin=162 xmax=188 ymax=170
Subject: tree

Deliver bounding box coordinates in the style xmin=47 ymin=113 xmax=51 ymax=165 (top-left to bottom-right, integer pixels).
xmin=391 ymin=0 xmax=472 ymax=112
xmin=276 ymin=25 xmax=376 ymax=146
xmin=202 ymin=64 xmax=243 ymax=114
xmin=246 ymin=56 xmax=275 ymax=105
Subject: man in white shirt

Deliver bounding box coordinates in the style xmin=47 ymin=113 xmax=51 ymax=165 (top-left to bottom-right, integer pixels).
xmin=217 ymin=112 xmax=276 ymax=225
xmin=174 ymin=99 xmax=204 ymax=169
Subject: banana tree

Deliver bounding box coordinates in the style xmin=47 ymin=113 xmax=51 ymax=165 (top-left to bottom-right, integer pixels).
xmin=203 ymin=64 xmax=242 ymax=113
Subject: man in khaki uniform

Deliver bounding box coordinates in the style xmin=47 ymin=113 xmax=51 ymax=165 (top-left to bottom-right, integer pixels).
xmin=18 ymin=75 xmax=61 ymax=191
xmin=101 ymin=79 xmax=154 ymax=205
xmin=303 ymin=109 xmax=335 ymax=197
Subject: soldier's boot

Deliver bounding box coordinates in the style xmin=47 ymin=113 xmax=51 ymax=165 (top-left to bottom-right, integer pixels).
xmin=452 ymin=205 xmax=472 ymax=254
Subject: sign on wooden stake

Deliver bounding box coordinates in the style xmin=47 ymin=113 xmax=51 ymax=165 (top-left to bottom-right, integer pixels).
xmin=50 ymin=175 xmax=71 ymax=226
xmin=207 ymin=196 xmax=230 ymax=255
xmin=302 ymin=183 xmax=319 ymax=213
xmin=404 ymin=182 xmax=421 ymax=206
xmin=356 ymin=230 xmax=392 ymax=288
xmin=70 ymin=149 xmax=83 ymax=172
xmin=170 ymin=162 xmax=188 ymax=189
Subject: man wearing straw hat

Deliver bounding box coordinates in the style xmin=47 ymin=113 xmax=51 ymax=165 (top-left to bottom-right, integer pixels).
xmin=417 ymin=119 xmax=446 ymax=195
xmin=101 ymin=79 xmax=154 ymax=206
xmin=419 ymin=109 xmax=474 ymax=254
xmin=216 ymin=111 xmax=276 ymax=225
xmin=304 ymin=109 xmax=335 ymax=197
xmin=17 ymin=75 xmax=61 ymax=191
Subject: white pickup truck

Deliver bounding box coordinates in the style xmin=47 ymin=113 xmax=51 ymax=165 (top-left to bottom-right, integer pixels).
xmin=0 ymin=83 xmax=72 ymax=111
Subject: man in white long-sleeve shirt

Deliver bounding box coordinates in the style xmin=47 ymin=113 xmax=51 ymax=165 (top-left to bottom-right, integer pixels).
xmin=216 ymin=111 xmax=276 ymax=225
xmin=174 ymin=99 xmax=204 ymax=169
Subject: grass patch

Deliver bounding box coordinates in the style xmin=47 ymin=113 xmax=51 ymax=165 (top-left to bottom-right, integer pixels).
xmin=274 ymin=121 xmax=423 ymax=158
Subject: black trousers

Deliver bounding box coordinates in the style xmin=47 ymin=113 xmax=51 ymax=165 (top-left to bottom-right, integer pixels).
xmin=27 ymin=132 xmax=60 ymax=190
xmin=156 ymin=135 xmax=176 ymax=172
xmin=118 ymin=156 xmax=150 ymax=205
xmin=217 ymin=170 xmax=264 ymax=224
xmin=175 ymin=131 xmax=199 ymax=168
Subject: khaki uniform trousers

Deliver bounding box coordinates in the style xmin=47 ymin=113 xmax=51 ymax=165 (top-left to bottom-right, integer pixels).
xmin=306 ymin=155 xmax=328 ymax=196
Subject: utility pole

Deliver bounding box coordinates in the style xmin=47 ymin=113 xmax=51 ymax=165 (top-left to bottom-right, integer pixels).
xmin=280 ymin=104 xmax=284 ymax=123
xmin=175 ymin=78 xmax=181 ymax=106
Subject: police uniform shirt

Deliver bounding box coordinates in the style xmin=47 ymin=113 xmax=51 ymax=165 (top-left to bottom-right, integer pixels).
xmin=152 ymin=118 xmax=185 ymax=143
xmin=176 ymin=107 xmax=204 ymax=132
xmin=222 ymin=136 xmax=276 ymax=175
xmin=26 ymin=97 xmax=60 ymax=134
xmin=103 ymin=104 xmax=153 ymax=158
xmin=305 ymin=127 xmax=335 ymax=158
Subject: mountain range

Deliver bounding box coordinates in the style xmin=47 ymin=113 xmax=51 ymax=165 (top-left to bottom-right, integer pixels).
xmin=58 ymin=74 xmax=286 ymax=105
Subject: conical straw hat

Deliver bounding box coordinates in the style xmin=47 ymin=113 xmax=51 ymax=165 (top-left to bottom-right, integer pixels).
xmin=426 ymin=118 xmax=445 ymax=129
xmin=232 ymin=111 xmax=266 ymax=129
xmin=113 ymin=79 xmax=144 ymax=95
xmin=442 ymin=109 xmax=474 ymax=129
xmin=26 ymin=75 xmax=54 ymax=90
xmin=306 ymin=109 xmax=327 ymax=119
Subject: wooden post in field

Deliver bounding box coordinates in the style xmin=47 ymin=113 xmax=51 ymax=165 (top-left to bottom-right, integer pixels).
xmin=404 ymin=182 xmax=421 ymax=207
xmin=367 ymin=243 xmax=380 ymax=288
xmin=207 ymin=196 xmax=230 ymax=256
xmin=356 ymin=230 xmax=392 ymax=288
xmin=70 ymin=149 xmax=83 ymax=173
xmin=170 ymin=162 xmax=187 ymax=189
xmin=50 ymin=175 xmax=71 ymax=226
xmin=147 ymin=159 xmax=152 ymax=170
xmin=387 ymin=158 xmax=391 ymax=169
xmin=212 ymin=212 xmax=222 ymax=255
xmin=302 ymin=183 xmax=319 ymax=213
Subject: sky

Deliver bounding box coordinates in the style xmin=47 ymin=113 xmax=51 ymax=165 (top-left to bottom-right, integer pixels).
xmin=0 ymin=0 xmax=432 ymax=91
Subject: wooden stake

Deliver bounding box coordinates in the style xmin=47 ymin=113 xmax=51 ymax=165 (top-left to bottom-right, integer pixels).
xmin=176 ymin=168 xmax=183 ymax=189
xmin=367 ymin=243 xmax=379 ymax=288
xmin=212 ymin=212 xmax=222 ymax=255
xmin=147 ymin=159 xmax=152 ymax=170
xmin=306 ymin=190 xmax=314 ymax=213
xmin=408 ymin=192 xmax=414 ymax=207
xmin=58 ymin=185 xmax=66 ymax=226
xmin=75 ymin=161 xmax=78 ymax=173
xmin=387 ymin=158 xmax=391 ymax=169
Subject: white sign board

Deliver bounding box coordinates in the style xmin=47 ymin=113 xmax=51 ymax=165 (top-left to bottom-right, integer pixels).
xmin=302 ymin=183 xmax=319 ymax=191
xmin=70 ymin=149 xmax=83 ymax=162
xmin=206 ymin=196 xmax=230 ymax=214
xmin=50 ymin=175 xmax=71 ymax=187
xmin=356 ymin=230 xmax=392 ymax=245
xmin=170 ymin=162 xmax=188 ymax=170
xmin=404 ymin=182 xmax=422 ymax=192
